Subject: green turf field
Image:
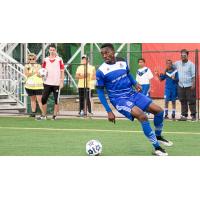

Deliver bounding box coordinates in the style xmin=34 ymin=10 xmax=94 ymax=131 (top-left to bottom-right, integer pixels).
xmin=0 ymin=117 xmax=200 ymax=156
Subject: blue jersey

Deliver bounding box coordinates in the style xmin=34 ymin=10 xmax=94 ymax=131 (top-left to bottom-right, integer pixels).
xmin=96 ymin=59 xmax=136 ymax=100
xmin=160 ymin=69 xmax=179 ymax=90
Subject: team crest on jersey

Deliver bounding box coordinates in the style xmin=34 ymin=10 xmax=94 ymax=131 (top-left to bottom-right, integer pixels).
xmin=107 ymin=67 xmax=110 ymax=71
xmin=126 ymin=101 xmax=133 ymax=107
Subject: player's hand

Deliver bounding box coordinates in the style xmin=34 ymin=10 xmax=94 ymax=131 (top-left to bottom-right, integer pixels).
xmin=135 ymin=84 xmax=142 ymax=92
xmin=171 ymin=75 xmax=175 ymax=80
xmin=107 ymin=111 xmax=116 ymax=124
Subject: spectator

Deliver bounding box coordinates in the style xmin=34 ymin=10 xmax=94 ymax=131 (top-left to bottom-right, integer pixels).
xmin=24 ymin=53 xmax=44 ymax=118
xmin=37 ymin=43 xmax=64 ymax=120
xmin=136 ymin=58 xmax=153 ymax=97
xmin=75 ymin=55 xmax=96 ymax=116
xmin=174 ymin=49 xmax=196 ymax=121
xmin=155 ymin=60 xmax=178 ymax=120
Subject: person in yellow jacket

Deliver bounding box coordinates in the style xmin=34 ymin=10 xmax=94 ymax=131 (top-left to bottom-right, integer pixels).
xmin=75 ymin=55 xmax=96 ymax=116
xmin=24 ymin=53 xmax=44 ymax=117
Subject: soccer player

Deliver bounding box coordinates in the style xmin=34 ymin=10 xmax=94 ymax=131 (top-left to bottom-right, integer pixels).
xmin=136 ymin=58 xmax=153 ymax=97
xmin=96 ymin=43 xmax=173 ymax=156
xmin=155 ymin=60 xmax=178 ymax=120
xmin=37 ymin=44 xmax=64 ymax=120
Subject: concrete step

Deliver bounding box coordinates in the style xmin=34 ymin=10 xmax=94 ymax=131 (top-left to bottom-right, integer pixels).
xmin=0 ymin=93 xmax=9 ymax=99
xmin=0 ymin=104 xmax=26 ymax=113
xmin=0 ymin=98 xmax=17 ymax=105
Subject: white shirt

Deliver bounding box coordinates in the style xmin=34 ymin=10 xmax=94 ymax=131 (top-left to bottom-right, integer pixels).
xmin=136 ymin=66 xmax=153 ymax=85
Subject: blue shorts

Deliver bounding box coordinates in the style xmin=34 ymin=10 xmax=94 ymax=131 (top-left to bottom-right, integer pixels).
xmin=164 ymin=88 xmax=177 ymax=102
xmin=110 ymin=92 xmax=152 ymax=121
xmin=141 ymin=84 xmax=150 ymax=96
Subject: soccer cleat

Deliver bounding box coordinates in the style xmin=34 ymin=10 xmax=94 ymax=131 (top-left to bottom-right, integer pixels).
xmin=178 ymin=115 xmax=187 ymax=121
xmin=29 ymin=113 xmax=36 ymax=117
xmin=191 ymin=116 xmax=197 ymax=122
xmin=156 ymin=135 xmax=173 ymax=147
xmin=171 ymin=113 xmax=176 ymax=120
xmin=52 ymin=115 xmax=57 ymax=120
xmin=164 ymin=115 xmax=169 ymax=119
xmin=36 ymin=115 xmax=47 ymax=120
xmin=154 ymin=146 xmax=168 ymax=156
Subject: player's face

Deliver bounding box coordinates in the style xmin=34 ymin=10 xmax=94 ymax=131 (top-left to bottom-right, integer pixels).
xmin=138 ymin=60 xmax=145 ymax=67
xmin=101 ymin=47 xmax=115 ymax=64
xmin=28 ymin=56 xmax=36 ymax=64
xmin=181 ymin=52 xmax=188 ymax=62
xmin=49 ymin=47 xmax=57 ymax=56
xmin=81 ymin=58 xmax=87 ymax=65
xmin=166 ymin=61 xmax=173 ymax=70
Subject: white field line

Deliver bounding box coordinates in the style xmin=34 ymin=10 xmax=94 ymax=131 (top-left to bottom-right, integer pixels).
xmin=0 ymin=126 xmax=200 ymax=135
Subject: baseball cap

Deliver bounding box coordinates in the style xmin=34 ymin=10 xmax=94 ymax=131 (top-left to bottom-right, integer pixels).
xmin=81 ymin=55 xmax=88 ymax=59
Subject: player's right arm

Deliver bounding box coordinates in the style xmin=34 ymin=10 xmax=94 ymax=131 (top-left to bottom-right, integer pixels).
xmin=96 ymin=70 xmax=115 ymax=123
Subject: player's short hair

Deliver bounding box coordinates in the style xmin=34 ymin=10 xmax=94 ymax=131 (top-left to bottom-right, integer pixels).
xmin=49 ymin=43 xmax=56 ymax=49
xmin=138 ymin=58 xmax=145 ymax=63
xmin=166 ymin=59 xmax=173 ymax=64
xmin=181 ymin=49 xmax=189 ymax=55
xmin=100 ymin=43 xmax=115 ymax=51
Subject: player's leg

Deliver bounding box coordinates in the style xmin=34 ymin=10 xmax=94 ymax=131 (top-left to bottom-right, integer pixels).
xmin=78 ymin=88 xmax=84 ymax=116
xmin=164 ymin=100 xmax=169 ymax=119
xmin=86 ymin=88 xmax=92 ymax=115
xmin=36 ymin=95 xmax=44 ymax=115
xmin=52 ymin=86 xmax=60 ymax=120
xmin=147 ymin=102 xmax=173 ymax=146
xmin=172 ymin=101 xmax=176 ymax=120
xmin=178 ymin=86 xmax=188 ymax=120
xmin=186 ymin=87 xmax=196 ymax=121
xmin=30 ymin=95 xmax=37 ymax=117
xmin=131 ymin=106 xmax=168 ymax=156
xmin=37 ymin=84 xmax=51 ymax=120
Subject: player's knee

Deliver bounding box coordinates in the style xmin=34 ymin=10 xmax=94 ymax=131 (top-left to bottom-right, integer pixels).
xmin=41 ymin=96 xmax=48 ymax=105
xmin=138 ymin=113 xmax=148 ymax=122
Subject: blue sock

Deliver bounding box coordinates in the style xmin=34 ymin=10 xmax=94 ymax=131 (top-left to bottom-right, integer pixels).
xmin=154 ymin=111 xmax=164 ymax=136
xmin=172 ymin=109 xmax=176 ymax=115
xmin=140 ymin=121 xmax=160 ymax=148
xmin=164 ymin=108 xmax=168 ymax=116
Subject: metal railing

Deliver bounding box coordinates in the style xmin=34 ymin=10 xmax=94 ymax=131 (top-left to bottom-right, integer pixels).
xmin=0 ymin=62 xmax=26 ymax=106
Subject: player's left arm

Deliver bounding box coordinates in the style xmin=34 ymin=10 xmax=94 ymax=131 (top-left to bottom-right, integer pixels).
xmin=59 ymin=59 xmax=65 ymax=89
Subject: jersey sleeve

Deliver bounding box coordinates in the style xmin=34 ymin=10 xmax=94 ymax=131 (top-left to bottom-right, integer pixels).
xmin=147 ymin=68 xmax=154 ymax=80
xmin=160 ymin=74 xmax=166 ymax=80
xmin=96 ymin=69 xmax=105 ymax=89
xmin=42 ymin=60 xmax=46 ymax=68
xmin=59 ymin=58 xmax=64 ymax=70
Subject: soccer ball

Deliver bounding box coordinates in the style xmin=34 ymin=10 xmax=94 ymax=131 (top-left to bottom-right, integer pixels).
xmin=86 ymin=139 xmax=102 ymax=156
xmin=38 ymin=68 xmax=48 ymax=78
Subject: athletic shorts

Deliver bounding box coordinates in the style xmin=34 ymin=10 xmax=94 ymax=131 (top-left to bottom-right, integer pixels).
xmin=110 ymin=92 xmax=152 ymax=121
xmin=42 ymin=84 xmax=59 ymax=104
xmin=164 ymin=88 xmax=177 ymax=102
xmin=25 ymin=88 xmax=43 ymax=96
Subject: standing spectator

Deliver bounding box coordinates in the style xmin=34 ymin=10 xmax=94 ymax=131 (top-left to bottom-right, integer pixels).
xmin=155 ymin=60 xmax=178 ymax=120
xmin=37 ymin=44 xmax=64 ymax=120
xmin=75 ymin=55 xmax=96 ymax=116
xmin=136 ymin=58 xmax=153 ymax=97
xmin=24 ymin=53 xmax=44 ymax=118
xmin=174 ymin=49 xmax=196 ymax=121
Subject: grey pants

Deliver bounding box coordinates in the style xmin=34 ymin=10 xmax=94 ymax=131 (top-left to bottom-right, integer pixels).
xmin=178 ymin=86 xmax=196 ymax=117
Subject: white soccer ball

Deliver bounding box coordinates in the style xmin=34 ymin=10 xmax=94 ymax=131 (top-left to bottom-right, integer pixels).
xmin=86 ymin=139 xmax=102 ymax=156
xmin=38 ymin=68 xmax=48 ymax=78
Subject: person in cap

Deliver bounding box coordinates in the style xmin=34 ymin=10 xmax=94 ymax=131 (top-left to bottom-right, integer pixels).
xmin=75 ymin=55 xmax=96 ymax=116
